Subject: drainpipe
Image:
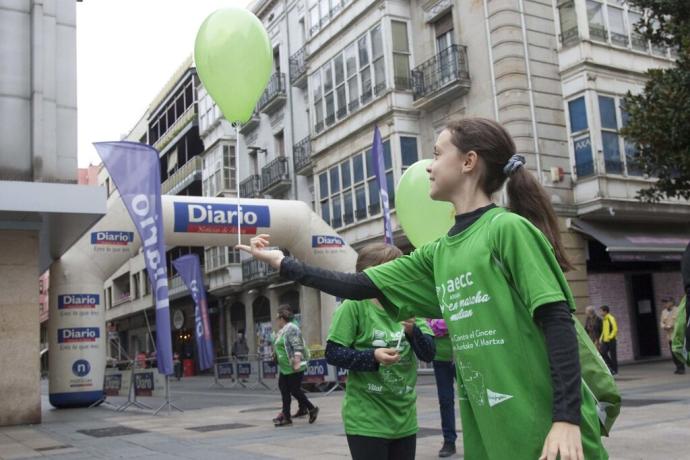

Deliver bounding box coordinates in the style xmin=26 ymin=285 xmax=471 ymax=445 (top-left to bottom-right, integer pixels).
xmin=285 ymin=0 xmax=299 ymax=201
xmin=482 ymin=0 xmax=499 ymax=121
xmin=517 ymin=0 xmax=543 ymax=182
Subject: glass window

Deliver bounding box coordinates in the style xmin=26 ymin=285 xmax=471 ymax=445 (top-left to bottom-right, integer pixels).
xmin=620 ymin=108 xmax=643 ymax=176
xmin=374 ymin=56 xmax=386 ymax=93
xmin=392 ymin=21 xmax=409 ymax=53
xmin=319 ymin=172 xmax=328 ymax=198
xmin=360 ymin=67 xmax=372 ymax=100
xmin=343 ymin=190 xmax=354 ymax=223
xmin=358 ymin=36 xmax=369 ymax=66
xmin=394 ymin=54 xmax=410 ymax=89
xmin=386 ymin=171 xmax=395 ymax=207
xmin=629 ymin=11 xmax=647 ymax=51
xmin=608 ymin=6 xmax=628 ymax=46
xmin=366 ymin=148 xmax=375 ymax=178
xmin=325 ymin=92 xmax=335 ymax=121
xmin=598 ymin=96 xmax=617 ymax=129
xmin=334 ymin=54 xmax=345 ymax=85
xmin=383 ymin=140 xmax=392 ymax=170
xmin=329 ymin=166 xmax=340 ymax=194
xmin=587 ymin=0 xmax=607 ymax=41
xmin=558 ymin=1 xmax=578 ymax=46
xmin=312 ymin=72 xmax=322 ymax=100
xmin=345 ymin=44 xmax=357 ymax=77
xmin=355 ymin=185 xmax=366 ymax=219
xmin=371 ymin=25 xmax=383 ymax=59
xmin=573 ymin=135 xmax=595 ymax=177
xmin=368 ymin=179 xmax=380 ymax=211
xmin=568 ymin=97 xmax=588 ymax=132
xmin=332 ymin=196 xmax=342 ymax=227
xmin=353 ymin=153 xmax=364 ymax=182
xmin=348 ymin=76 xmax=359 ymax=104
xmin=341 ymin=161 xmax=351 ymax=188
xmin=323 ymin=64 xmax=333 ymax=93
xmin=401 ymin=137 xmax=418 ymax=167
xmin=320 ymin=200 xmax=330 ymax=223
xmin=336 ymin=85 xmax=347 ymax=117
xmin=602 ymin=131 xmax=622 ymax=174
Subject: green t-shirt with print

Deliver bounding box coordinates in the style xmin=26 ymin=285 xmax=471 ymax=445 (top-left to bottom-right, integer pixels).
xmin=327 ymin=299 xmax=433 ymax=439
xmin=365 ymin=207 xmax=607 ymax=460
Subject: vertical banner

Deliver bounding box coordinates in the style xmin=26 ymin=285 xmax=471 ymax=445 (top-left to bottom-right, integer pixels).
xmin=172 ymin=254 xmax=215 ymax=370
xmin=371 ymin=126 xmax=393 ymax=244
xmin=94 ymin=141 xmax=174 ymax=375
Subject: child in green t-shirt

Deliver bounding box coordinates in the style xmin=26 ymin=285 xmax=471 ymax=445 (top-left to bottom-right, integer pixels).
xmin=237 ymin=118 xmax=608 ymax=460
xmin=325 ymin=243 xmax=435 ymax=460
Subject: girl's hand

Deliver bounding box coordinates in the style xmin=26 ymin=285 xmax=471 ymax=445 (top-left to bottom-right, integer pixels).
xmin=402 ymin=318 xmax=416 ymax=335
xmin=235 ymin=234 xmax=285 ymax=269
xmin=292 ymin=352 xmax=302 ymax=371
xmin=539 ymin=422 xmax=584 ymax=460
xmin=374 ymin=348 xmax=400 ymax=365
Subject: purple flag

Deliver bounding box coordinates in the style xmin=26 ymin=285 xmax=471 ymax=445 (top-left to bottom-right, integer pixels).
xmin=172 ymin=254 xmax=215 ymax=371
xmin=94 ymin=141 xmax=174 ymax=376
xmin=371 ymin=126 xmax=393 ymax=244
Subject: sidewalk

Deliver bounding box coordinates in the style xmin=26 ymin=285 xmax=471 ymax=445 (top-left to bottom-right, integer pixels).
xmin=1 ymin=361 xmax=689 ymax=459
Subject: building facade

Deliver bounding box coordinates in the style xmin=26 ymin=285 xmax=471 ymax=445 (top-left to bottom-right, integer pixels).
xmin=0 ymin=0 xmax=105 ymax=426
xmin=102 ymin=0 xmax=689 ymax=368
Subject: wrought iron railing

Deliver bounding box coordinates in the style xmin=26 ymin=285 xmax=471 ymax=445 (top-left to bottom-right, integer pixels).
xmin=289 ymin=47 xmax=308 ymax=85
xmin=261 ymin=157 xmax=290 ymax=191
xmin=239 ymin=174 xmax=261 ymax=198
xmin=411 ymin=45 xmax=470 ymax=101
xmin=293 ymin=136 xmax=312 ymax=172
xmin=257 ymin=73 xmax=287 ymax=112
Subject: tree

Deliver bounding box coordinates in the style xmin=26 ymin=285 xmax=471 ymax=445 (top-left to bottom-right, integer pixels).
xmin=621 ymin=0 xmax=690 ymax=201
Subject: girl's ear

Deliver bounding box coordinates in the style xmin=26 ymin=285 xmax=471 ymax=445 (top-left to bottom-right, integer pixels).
xmin=462 ymin=150 xmax=479 ymax=173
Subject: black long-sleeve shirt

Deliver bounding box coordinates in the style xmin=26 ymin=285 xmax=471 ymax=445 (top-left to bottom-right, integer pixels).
xmin=325 ymin=325 xmax=435 ymax=372
xmin=280 ymin=204 xmax=581 ymax=425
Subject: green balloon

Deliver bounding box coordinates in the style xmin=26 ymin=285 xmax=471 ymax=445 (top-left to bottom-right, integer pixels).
xmin=396 ymin=159 xmax=455 ymax=248
xmin=194 ymin=8 xmax=273 ymax=124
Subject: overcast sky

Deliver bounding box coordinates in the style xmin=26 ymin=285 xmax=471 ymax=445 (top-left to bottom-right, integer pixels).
xmin=76 ymin=0 xmax=252 ymax=167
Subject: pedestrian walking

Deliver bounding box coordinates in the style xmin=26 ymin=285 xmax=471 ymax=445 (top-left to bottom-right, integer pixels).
xmin=325 ymin=243 xmax=435 ymax=460
xmin=272 ymin=306 xmax=318 ymax=427
xmin=231 ymin=331 xmax=249 ymax=360
xmin=660 ymin=297 xmax=685 ymax=374
xmin=238 ymin=118 xmax=608 ymax=459
xmin=599 ymin=306 xmax=618 ymax=375
xmin=585 ymin=306 xmax=603 ymax=347
xmin=427 ymin=318 xmax=458 ymax=457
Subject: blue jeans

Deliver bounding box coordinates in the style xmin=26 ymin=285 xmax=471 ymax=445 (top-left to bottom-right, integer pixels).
xmin=432 ymin=360 xmax=457 ymax=443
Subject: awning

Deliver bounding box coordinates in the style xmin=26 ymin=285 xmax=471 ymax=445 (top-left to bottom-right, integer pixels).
xmin=568 ymin=218 xmax=690 ymax=262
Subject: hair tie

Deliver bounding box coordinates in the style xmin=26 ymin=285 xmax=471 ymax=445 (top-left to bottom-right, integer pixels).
xmin=503 ymin=154 xmax=525 ymax=177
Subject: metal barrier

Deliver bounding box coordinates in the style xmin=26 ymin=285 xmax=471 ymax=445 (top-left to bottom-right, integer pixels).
xmin=210 ymin=354 xmax=278 ymax=391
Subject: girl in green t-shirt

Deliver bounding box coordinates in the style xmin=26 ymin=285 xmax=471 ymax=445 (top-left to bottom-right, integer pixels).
xmin=238 ymin=118 xmax=608 ymax=460
xmin=325 ymin=243 xmax=435 ymax=460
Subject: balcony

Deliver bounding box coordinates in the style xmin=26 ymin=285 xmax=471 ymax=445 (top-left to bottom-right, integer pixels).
xmin=293 ymin=136 xmax=312 ymax=175
xmin=161 ymin=156 xmax=203 ymax=195
xmin=411 ymin=45 xmax=470 ymax=111
xmin=241 ymin=258 xmax=279 ymax=288
xmin=257 ymin=73 xmax=287 ymax=114
xmin=153 ymin=105 xmax=196 ymax=153
xmin=239 ymin=174 xmax=262 ymax=198
xmin=261 ymin=157 xmax=291 ymax=196
xmin=239 ymin=110 xmax=261 ymax=135
xmin=289 ymin=47 xmax=308 ymax=88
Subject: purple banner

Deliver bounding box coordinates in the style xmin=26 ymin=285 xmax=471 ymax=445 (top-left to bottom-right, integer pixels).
xmin=172 ymin=254 xmax=215 ymax=371
xmin=371 ymin=126 xmax=393 ymax=244
xmin=94 ymin=141 xmax=174 ymax=376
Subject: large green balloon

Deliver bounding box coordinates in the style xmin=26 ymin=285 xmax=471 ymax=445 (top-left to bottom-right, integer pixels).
xmin=396 ymin=159 xmax=455 ymax=248
xmin=194 ymin=8 xmax=273 ymax=124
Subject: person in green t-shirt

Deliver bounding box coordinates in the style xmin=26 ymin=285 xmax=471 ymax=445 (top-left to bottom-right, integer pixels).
xmin=325 ymin=243 xmax=435 ymax=460
xmin=272 ymin=306 xmax=319 ymax=427
xmin=238 ymin=118 xmax=608 ymax=459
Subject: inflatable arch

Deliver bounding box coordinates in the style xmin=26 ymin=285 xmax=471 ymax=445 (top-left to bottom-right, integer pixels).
xmin=48 ymin=195 xmax=357 ymax=408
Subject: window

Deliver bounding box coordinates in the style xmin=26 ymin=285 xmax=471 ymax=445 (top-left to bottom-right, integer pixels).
xmin=205 ymin=247 xmax=241 ymax=272
xmin=568 ymin=97 xmax=595 ymax=177
xmin=311 ymin=23 xmax=387 ymax=133
xmin=598 ymin=96 xmax=622 ymax=174
xmin=586 ymin=0 xmax=607 ymax=42
xmin=203 ymin=144 xmax=235 ymax=197
xmin=620 ymin=108 xmax=642 ymax=176
xmin=317 ymin=140 xmax=394 ymax=228
xmin=400 ymin=137 xmax=418 ymax=170
xmin=558 ymin=0 xmax=578 ymax=47
xmin=607 ymin=4 xmax=628 ymax=46
xmin=629 ymin=11 xmax=647 ymax=51
xmin=392 ymin=21 xmax=411 ymax=90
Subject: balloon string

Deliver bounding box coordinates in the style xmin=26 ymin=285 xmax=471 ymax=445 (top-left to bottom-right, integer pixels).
xmin=234 ymin=122 xmax=241 ymax=248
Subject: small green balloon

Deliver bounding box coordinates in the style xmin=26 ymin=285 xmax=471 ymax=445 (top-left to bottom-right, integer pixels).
xmin=194 ymin=8 xmax=273 ymax=124
xmin=396 ymin=159 xmax=455 ymax=248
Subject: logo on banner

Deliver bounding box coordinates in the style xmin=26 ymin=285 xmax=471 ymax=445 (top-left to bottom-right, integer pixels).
xmin=58 ymin=327 xmax=100 ymax=343
xmin=104 ymin=374 xmax=123 ymax=395
xmin=173 ymin=202 xmax=270 ymax=234
xmin=311 ymin=235 xmax=345 ymax=248
xmin=58 ymin=294 xmax=99 ymax=309
xmin=304 ymin=358 xmax=328 ymax=383
xmin=72 ymin=359 xmax=91 ymax=377
xmin=90 ymin=231 xmax=134 ymax=246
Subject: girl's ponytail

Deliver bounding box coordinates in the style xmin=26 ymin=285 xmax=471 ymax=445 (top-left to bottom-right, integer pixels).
xmin=506 ymin=166 xmax=573 ymax=271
